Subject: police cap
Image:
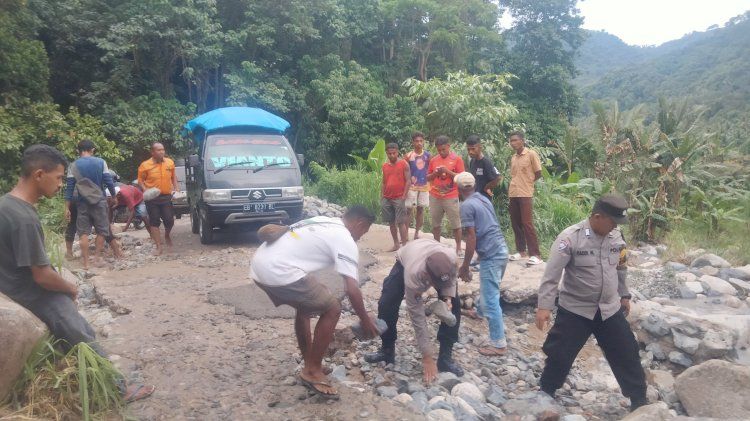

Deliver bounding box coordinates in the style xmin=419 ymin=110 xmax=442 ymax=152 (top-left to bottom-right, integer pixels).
xmin=592 ymin=194 xmax=629 ymax=224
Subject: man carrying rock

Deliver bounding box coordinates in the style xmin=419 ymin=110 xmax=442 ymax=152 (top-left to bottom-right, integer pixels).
xmin=250 ymin=206 xmax=379 ymax=399
xmin=137 ymin=142 xmax=176 ymax=256
xmin=65 ymin=140 xmax=123 ymax=270
xmin=535 ymin=194 xmax=647 ymax=411
xmin=365 ymin=238 xmax=464 ymax=382
xmin=0 ymin=144 xmax=153 ymax=403
xmin=456 ymin=172 xmax=510 ymax=356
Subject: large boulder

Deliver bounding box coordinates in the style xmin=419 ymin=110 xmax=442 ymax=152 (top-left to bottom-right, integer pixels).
xmin=499 ymin=260 xmax=547 ymax=304
xmin=0 ymin=293 xmax=48 ymax=400
xmin=630 ymin=301 xmax=744 ymax=365
xmin=621 ymin=402 xmax=673 ymax=421
xmin=674 ymin=359 xmax=750 ymax=418
xmin=690 ymin=253 xmax=731 ymax=269
xmin=699 ymin=275 xmax=738 ymax=296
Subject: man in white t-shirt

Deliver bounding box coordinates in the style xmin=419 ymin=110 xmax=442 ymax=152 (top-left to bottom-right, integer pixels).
xmin=250 ymin=206 xmax=379 ymax=399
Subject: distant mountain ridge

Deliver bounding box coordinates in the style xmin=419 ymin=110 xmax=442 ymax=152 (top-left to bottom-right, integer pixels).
xmin=574 ymin=12 xmax=750 ymax=123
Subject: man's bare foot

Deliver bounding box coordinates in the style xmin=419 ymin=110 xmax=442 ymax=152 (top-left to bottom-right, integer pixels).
xmin=386 ymin=244 xmax=400 ymax=252
xmin=300 ymin=370 xmax=338 ymax=398
xmin=478 ymin=346 xmax=507 ymax=356
xmin=414 ymin=232 xmax=420 ymax=240
xmin=153 ymin=247 xmax=163 ymax=256
xmin=165 ymin=236 xmax=173 ymax=247
xmin=65 ymin=252 xmax=76 ymax=260
xmin=461 ymin=308 xmax=482 ymax=320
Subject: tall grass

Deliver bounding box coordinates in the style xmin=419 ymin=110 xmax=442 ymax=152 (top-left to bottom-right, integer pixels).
xmin=663 ymin=219 xmax=750 ymax=265
xmin=4 ymin=337 xmax=125 ymax=421
xmin=307 ymin=164 xmax=589 ymax=256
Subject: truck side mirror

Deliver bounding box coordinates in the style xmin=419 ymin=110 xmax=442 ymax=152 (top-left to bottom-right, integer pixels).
xmin=296 ymin=153 xmax=305 ymax=166
xmin=188 ymin=154 xmax=200 ymax=168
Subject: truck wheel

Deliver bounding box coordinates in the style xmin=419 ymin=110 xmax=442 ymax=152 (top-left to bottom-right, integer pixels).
xmin=191 ymin=208 xmax=199 ymax=234
xmin=199 ymin=211 xmax=214 ymax=244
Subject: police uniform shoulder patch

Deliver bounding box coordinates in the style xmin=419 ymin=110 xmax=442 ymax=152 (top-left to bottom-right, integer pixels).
xmin=558 ymin=239 xmax=570 ymax=251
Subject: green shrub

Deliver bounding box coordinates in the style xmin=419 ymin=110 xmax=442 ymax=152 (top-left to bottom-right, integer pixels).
xmin=308 ymin=162 xmax=382 ymax=221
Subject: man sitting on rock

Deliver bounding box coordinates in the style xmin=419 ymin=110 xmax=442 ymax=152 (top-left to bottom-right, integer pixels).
xmin=535 ymin=194 xmax=647 ymax=411
xmin=250 ymin=206 xmax=380 ymax=399
xmin=0 ymin=144 xmax=153 ymax=403
xmin=365 ymin=238 xmax=464 ymax=382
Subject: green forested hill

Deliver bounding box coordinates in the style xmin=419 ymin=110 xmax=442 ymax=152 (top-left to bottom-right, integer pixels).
xmin=575 ymin=12 xmax=750 ymax=124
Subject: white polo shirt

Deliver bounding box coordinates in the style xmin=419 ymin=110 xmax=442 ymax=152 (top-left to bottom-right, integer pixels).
xmin=250 ymin=217 xmax=359 ymax=286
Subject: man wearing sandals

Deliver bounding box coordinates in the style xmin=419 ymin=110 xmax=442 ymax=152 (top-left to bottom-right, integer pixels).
xmin=456 ymin=172 xmax=510 ymax=356
xmin=365 ymin=238 xmax=464 ymax=382
xmin=250 ymin=207 xmax=379 ymax=399
xmin=0 ymin=145 xmax=154 ymax=403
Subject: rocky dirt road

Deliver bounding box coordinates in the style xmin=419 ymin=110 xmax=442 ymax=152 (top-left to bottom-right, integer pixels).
xmin=74 ymin=218 xmax=629 ymax=421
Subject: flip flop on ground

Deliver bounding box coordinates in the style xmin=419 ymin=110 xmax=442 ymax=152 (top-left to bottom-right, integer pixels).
xmin=299 ymin=374 xmax=339 ymax=400
xmin=478 ymin=346 xmax=507 ymax=356
xmin=124 ymin=383 xmax=156 ymax=403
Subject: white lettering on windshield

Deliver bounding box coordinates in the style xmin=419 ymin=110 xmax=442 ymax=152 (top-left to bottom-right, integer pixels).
xmin=211 ymin=156 xmax=291 ymax=168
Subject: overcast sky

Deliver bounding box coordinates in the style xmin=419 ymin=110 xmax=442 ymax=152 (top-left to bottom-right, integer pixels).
xmin=577 ymin=0 xmax=750 ymax=46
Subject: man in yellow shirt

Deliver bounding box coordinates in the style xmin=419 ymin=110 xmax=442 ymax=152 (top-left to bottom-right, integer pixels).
xmin=508 ymin=131 xmax=543 ymax=265
xmin=137 ymin=143 xmax=176 ymax=255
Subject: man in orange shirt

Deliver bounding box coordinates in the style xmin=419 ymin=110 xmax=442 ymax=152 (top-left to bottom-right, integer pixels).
xmin=138 ymin=143 xmax=176 ymax=256
xmin=381 ymin=143 xmax=411 ymax=251
xmin=427 ymin=135 xmax=465 ymax=256
xmin=508 ymin=131 xmax=543 ymax=265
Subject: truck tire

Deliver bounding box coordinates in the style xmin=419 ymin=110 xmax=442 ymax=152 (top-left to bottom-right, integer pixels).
xmin=199 ymin=210 xmax=214 ymax=244
xmin=191 ymin=208 xmax=199 ymax=234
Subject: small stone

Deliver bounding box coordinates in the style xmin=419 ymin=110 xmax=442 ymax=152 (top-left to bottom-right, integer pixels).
xmin=691 ymin=253 xmax=731 ymax=269
xmin=437 ymin=372 xmax=461 ymax=391
xmin=665 ymin=262 xmax=687 ymax=271
xmin=426 ymin=409 xmax=455 ymax=421
xmin=700 ymin=275 xmax=738 ymax=296
xmin=676 ymin=272 xmax=698 ymax=283
xmin=359 ymin=411 xmax=369 ymax=418
xmin=678 ymin=285 xmax=697 ymax=299
xmin=672 ymin=330 xmax=701 ymax=355
xmin=684 ymin=281 xmax=704 ymax=294
xmin=727 ymin=277 xmax=750 ymax=294
xmin=376 ymin=385 xmax=398 ymax=398
xmin=700 ymin=266 xmax=720 ymax=276
xmin=485 ymin=384 xmax=507 ymax=407
xmin=451 ymin=382 xmax=484 ymax=402
xmin=645 ymin=343 xmax=667 ymax=360
xmin=668 ymin=351 xmax=692 ymax=367
xmin=392 ymin=393 xmax=413 ymax=405
xmin=726 ymin=296 xmax=742 ymax=308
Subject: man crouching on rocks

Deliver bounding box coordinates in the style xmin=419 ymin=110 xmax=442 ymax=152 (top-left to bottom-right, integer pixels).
xmin=365 ymin=238 xmax=464 ymax=383
xmin=250 ymin=206 xmax=380 ymax=399
xmin=535 ymin=194 xmax=647 ymax=411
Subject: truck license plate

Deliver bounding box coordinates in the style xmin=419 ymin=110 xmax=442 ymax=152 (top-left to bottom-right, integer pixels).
xmin=243 ymin=203 xmax=274 ymax=212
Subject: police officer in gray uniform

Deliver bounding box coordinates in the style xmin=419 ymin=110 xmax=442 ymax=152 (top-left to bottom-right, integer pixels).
xmin=535 ymin=194 xmax=647 ymax=411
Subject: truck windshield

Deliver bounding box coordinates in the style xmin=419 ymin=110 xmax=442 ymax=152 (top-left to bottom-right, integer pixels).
xmin=205 ymin=135 xmax=293 ymax=171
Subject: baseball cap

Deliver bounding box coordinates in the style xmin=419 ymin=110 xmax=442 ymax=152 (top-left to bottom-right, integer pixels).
xmin=426 ymin=252 xmax=457 ymax=286
xmin=454 ymin=172 xmax=475 ymax=189
xmin=592 ymin=194 xmax=629 ymax=224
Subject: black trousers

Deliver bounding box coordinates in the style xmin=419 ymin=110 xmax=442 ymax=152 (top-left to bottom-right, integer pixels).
xmin=22 ymin=291 xmax=107 ymax=357
xmin=540 ymin=306 xmax=646 ymax=399
xmin=377 ymin=261 xmax=460 ymax=352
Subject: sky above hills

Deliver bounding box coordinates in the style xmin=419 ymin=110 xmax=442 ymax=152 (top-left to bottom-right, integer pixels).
xmin=577 ymin=0 xmax=750 ymax=46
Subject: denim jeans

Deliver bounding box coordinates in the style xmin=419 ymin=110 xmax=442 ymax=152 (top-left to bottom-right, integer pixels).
xmin=478 ymin=245 xmax=509 ymax=348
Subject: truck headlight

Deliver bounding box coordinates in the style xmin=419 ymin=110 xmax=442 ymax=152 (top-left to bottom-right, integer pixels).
xmin=202 ymin=189 xmax=231 ymax=202
xmin=282 ymin=186 xmax=304 ymax=198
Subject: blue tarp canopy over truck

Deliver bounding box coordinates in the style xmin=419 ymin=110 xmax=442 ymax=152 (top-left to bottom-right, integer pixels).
xmin=183 ymin=107 xmax=290 ymax=145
